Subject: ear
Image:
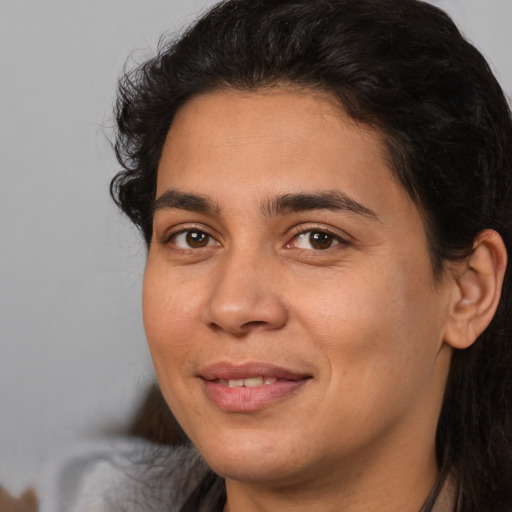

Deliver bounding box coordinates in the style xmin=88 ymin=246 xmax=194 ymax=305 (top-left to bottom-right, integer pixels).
xmin=443 ymin=229 xmax=507 ymax=350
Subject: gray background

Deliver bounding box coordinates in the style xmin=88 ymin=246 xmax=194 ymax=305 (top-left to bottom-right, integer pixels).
xmin=1 ymin=0 xmax=511 ymax=496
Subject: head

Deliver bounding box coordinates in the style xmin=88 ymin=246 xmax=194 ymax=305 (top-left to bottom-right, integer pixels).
xmin=112 ymin=0 xmax=512 ymax=509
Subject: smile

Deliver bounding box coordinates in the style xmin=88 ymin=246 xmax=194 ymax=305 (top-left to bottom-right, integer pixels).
xmin=200 ymin=362 xmax=312 ymax=412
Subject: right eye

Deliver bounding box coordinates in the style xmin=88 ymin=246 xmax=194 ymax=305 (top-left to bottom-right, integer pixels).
xmin=169 ymin=229 xmax=219 ymax=249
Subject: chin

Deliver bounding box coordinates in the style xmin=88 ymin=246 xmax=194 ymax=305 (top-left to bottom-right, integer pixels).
xmin=192 ymin=428 xmax=304 ymax=483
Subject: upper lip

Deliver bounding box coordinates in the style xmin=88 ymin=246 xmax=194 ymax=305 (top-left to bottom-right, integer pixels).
xmin=199 ymin=361 xmax=312 ymax=381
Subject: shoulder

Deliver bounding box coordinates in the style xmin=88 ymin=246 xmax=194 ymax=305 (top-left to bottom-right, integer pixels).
xmin=36 ymin=438 xmax=208 ymax=512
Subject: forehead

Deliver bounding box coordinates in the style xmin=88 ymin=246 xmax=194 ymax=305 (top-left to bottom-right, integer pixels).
xmin=157 ymin=88 xmax=409 ymax=215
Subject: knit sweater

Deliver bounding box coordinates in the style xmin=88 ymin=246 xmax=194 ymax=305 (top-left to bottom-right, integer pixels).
xmin=36 ymin=438 xmax=214 ymax=512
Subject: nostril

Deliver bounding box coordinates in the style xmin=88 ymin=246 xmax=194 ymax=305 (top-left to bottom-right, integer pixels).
xmin=208 ymin=319 xmax=269 ymax=335
xmin=207 ymin=321 xmax=223 ymax=333
xmin=240 ymin=320 xmax=269 ymax=330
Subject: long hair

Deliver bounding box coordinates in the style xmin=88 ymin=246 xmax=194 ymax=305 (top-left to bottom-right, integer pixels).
xmin=112 ymin=1 xmax=512 ymax=510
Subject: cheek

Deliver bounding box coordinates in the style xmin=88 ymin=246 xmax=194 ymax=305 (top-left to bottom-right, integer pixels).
xmin=297 ymin=261 xmax=444 ymax=400
xmin=142 ymin=264 xmax=203 ymax=377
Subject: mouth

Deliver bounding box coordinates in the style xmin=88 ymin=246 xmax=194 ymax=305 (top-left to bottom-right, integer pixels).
xmin=199 ymin=362 xmax=312 ymax=412
xmin=216 ymin=376 xmax=279 ymax=387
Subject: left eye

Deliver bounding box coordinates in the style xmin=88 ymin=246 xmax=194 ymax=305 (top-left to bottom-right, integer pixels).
xmin=171 ymin=230 xmax=218 ymax=249
xmin=289 ymin=230 xmax=342 ymax=250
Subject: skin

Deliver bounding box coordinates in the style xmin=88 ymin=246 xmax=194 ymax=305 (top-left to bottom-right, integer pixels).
xmin=143 ymin=88 xmax=462 ymax=511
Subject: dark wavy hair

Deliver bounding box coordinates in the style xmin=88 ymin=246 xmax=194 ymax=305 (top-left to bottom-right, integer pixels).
xmin=111 ymin=1 xmax=512 ymax=510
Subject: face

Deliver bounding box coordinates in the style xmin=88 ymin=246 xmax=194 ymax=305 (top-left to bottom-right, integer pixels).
xmin=143 ymin=88 xmax=454 ymax=490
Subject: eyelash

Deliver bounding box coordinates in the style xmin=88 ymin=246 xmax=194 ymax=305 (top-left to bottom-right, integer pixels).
xmin=162 ymin=225 xmax=349 ymax=252
xmin=286 ymin=227 xmax=348 ymax=251
xmin=162 ymin=225 xmax=220 ymax=250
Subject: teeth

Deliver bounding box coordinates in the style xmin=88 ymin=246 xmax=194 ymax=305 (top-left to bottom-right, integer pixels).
xmin=243 ymin=377 xmax=263 ymax=387
xmin=221 ymin=377 xmax=278 ymax=387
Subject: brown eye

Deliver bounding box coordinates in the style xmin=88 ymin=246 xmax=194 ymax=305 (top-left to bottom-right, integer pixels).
xmin=186 ymin=231 xmax=210 ymax=248
xmin=291 ymin=230 xmax=342 ymax=250
xmin=309 ymin=232 xmax=334 ymax=249
xmin=172 ymin=230 xmax=216 ymax=249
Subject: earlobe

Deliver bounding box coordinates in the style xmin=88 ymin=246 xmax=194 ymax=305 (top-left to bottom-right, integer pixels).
xmin=444 ymin=230 xmax=507 ymax=350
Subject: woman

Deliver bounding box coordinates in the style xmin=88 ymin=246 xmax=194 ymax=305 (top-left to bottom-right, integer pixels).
xmin=43 ymin=0 xmax=512 ymax=510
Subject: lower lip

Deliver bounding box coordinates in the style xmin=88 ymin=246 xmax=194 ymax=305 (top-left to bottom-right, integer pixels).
xmin=203 ymin=379 xmax=309 ymax=412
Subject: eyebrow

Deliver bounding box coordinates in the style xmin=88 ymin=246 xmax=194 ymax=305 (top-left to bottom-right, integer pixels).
xmin=153 ymin=190 xmax=220 ymax=216
xmin=152 ymin=189 xmax=379 ymax=222
xmin=262 ymin=191 xmax=380 ymax=221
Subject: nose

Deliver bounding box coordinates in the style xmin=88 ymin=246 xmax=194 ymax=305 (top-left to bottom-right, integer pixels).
xmin=203 ymin=251 xmax=289 ymax=336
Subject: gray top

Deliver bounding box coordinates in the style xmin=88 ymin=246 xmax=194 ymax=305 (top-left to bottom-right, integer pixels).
xmin=36 ymin=438 xmax=211 ymax=512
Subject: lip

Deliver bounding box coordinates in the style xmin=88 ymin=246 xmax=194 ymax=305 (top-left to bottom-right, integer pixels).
xmin=199 ymin=361 xmax=312 ymax=413
xmin=200 ymin=361 xmax=311 ymax=381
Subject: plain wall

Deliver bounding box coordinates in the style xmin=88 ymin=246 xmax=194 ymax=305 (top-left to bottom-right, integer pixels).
xmin=0 ymin=0 xmax=511 ymax=495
